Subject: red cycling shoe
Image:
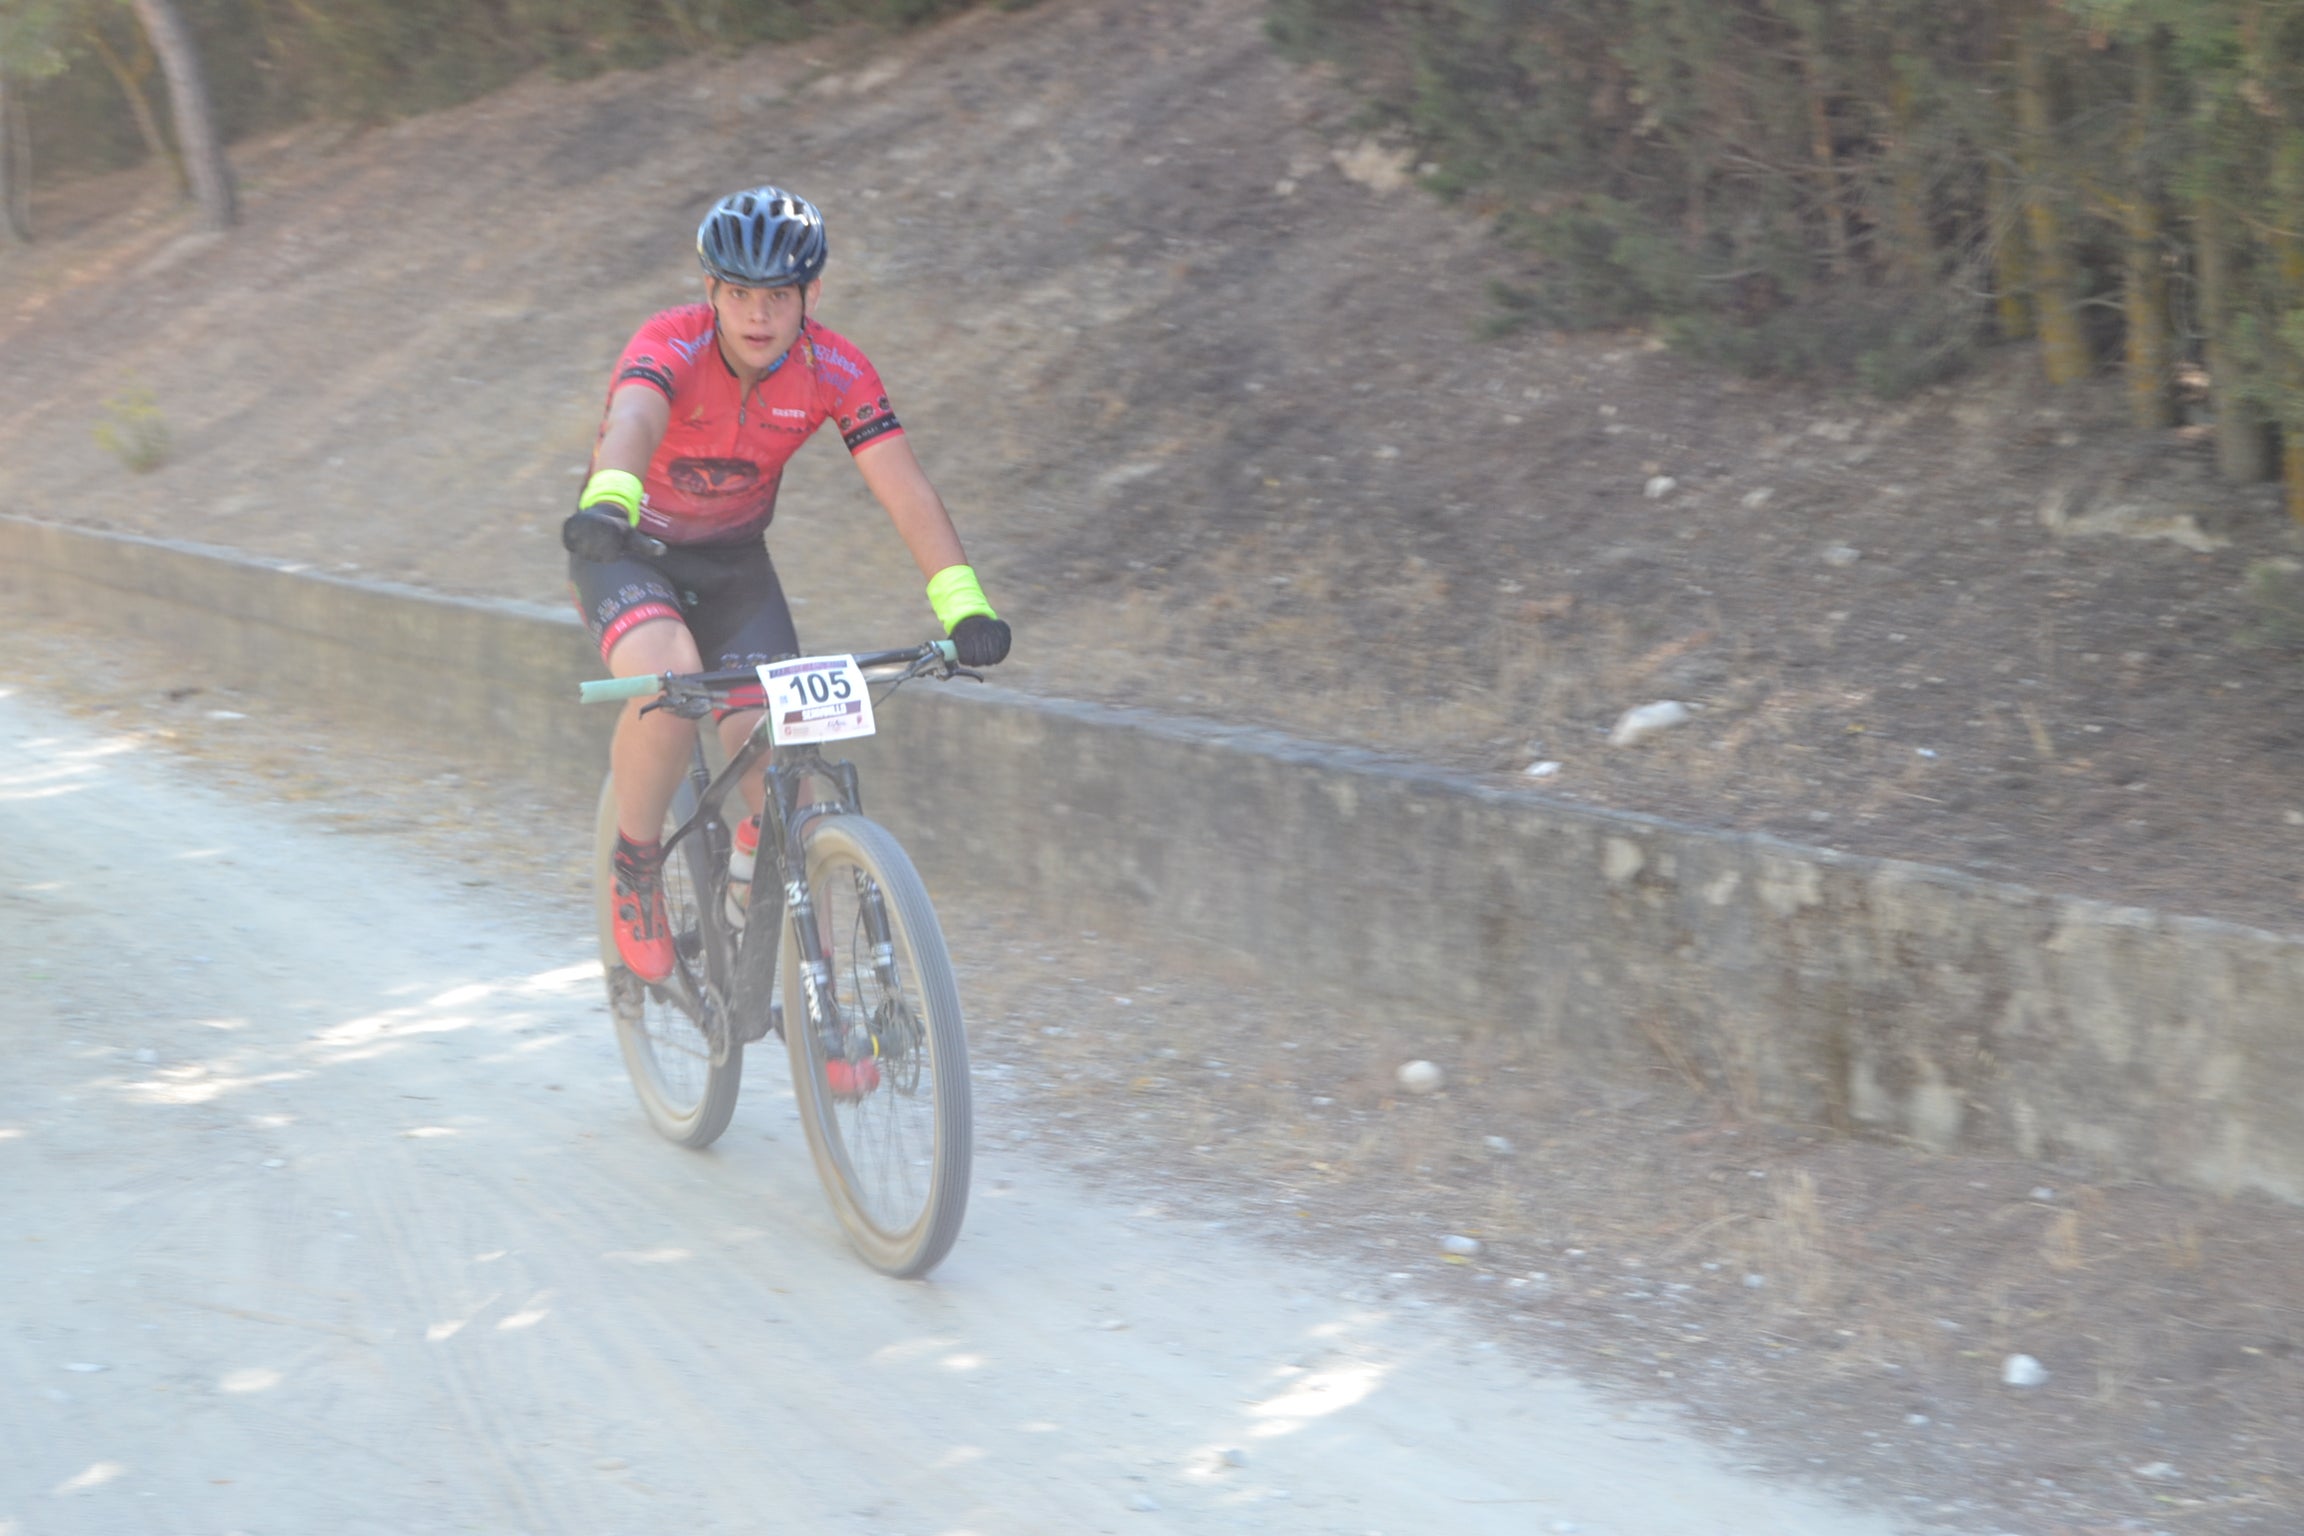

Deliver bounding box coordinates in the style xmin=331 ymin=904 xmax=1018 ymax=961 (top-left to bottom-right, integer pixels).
xmin=611 ymin=835 xmax=675 ymax=983
xmin=825 ymin=1057 xmax=882 ymax=1099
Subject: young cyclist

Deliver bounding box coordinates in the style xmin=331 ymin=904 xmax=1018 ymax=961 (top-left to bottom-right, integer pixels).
xmin=564 ymin=185 xmax=1010 ymax=984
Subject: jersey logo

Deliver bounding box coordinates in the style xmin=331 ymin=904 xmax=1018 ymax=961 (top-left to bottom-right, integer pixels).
xmin=669 ymin=457 xmax=762 ymax=498
xmin=668 ymin=330 xmax=713 ymax=363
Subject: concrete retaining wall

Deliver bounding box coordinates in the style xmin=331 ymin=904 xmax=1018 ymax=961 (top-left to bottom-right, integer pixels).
xmin=8 ymin=514 xmax=2301 ymax=1202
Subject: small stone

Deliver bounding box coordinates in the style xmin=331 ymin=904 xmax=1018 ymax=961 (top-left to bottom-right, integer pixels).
xmin=1441 ymin=1235 xmax=1483 ymax=1258
xmin=1219 ymin=1447 xmax=1248 ymax=1468
xmin=261 ymin=1159 xmax=284 ymax=1169
xmin=1608 ymin=700 xmax=1692 ymax=747
xmin=595 ymin=1457 xmax=628 ymax=1471
xmin=1484 ymin=1135 xmax=1515 ymax=1154
xmin=1128 ymin=1492 xmax=1161 ymax=1512
xmin=1823 ymin=544 xmax=1862 ymax=567
xmin=2030 ymin=1187 xmax=2055 ymax=1202
xmin=1743 ymin=1274 xmax=1767 ymax=1289
xmin=63 ymin=1363 xmax=108 ymax=1373
xmin=1524 ymin=760 xmax=1562 ymax=779
xmin=2133 ymin=1461 xmax=2179 ymax=1481
xmin=2001 ymin=1353 xmax=2049 ymax=1388
xmin=1396 ymin=1059 xmax=1445 ymax=1094
xmin=1905 ymin=1413 xmax=1930 ymax=1427
xmin=1741 ymin=487 xmax=1775 ymax=509
xmin=1643 ymin=475 xmax=1678 ymax=500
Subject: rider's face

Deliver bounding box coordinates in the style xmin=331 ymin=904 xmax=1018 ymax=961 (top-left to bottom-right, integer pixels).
xmin=709 ymin=277 xmax=819 ymax=377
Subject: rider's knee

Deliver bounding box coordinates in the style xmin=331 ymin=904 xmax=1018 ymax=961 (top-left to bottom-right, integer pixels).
xmin=607 ymin=616 xmax=701 ymax=677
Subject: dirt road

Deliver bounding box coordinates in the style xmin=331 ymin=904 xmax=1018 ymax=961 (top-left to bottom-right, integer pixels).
xmin=0 ymin=689 xmax=1915 ymax=1535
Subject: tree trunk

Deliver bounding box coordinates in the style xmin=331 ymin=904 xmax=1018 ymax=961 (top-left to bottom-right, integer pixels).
xmin=1887 ymin=71 xmax=1936 ymax=288
xmin=2015 ymin=9 xmax=2088 ymax=384
xmin=1989 ymin=154 xmax=2033 ymax=341
xmin=125 ymin=0 xmax=234 ymax=231
xmin=1801 ymin=48 xmax=1850 ymax=279
xmin=0 ymin=62 xmax=29 ymax=244
xmin=2122 ymin=31 xmax=2175 ymax=429
xmin=86 ymin=23 xmax=186 ymax=193
xmin=2275 ymin=131 xmax=2304 ymax=523
xmin=2196 ymin=187 xmax=2274 ymax=482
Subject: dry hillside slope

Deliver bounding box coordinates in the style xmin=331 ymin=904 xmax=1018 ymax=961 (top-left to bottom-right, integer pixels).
xmin=4 ymin=0 xmax=2304 ymax=932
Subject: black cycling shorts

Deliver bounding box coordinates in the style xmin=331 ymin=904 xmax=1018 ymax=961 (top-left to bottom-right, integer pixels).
xmin=569 ymin=537 xmax=800 ymax=715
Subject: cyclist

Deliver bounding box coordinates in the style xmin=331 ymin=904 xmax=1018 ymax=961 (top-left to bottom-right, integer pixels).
xmin=564 ymin=184 xmax=1010 ymax=984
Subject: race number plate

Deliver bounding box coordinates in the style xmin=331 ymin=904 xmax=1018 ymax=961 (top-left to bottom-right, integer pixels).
xmin=760 ymin=654 xmax=877 ymax=746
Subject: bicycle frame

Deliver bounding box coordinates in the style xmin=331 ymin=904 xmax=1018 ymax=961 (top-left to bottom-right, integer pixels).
xmin=652 ymin=692 xmax=903 ymax=1059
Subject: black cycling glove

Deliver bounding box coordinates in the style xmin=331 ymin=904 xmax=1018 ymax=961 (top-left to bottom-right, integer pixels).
xmin=562 ymin=506 xmax=639 ymax=563
xmin=949 ymin=613 xmax=1012 ymax=667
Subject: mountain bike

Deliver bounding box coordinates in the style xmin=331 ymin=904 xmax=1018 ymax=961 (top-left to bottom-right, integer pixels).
xmin=579 ymin=642 xmax=975 ymax=1278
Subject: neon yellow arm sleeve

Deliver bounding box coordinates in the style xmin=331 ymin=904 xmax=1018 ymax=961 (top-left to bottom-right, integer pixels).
xmin=581 ymin=469 xmax=644 ymax=526
xmin=925 ymin=564 xmax=997 ymax=632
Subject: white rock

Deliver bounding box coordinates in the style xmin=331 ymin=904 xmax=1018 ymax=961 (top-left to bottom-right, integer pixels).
xmin=1484 ymin=1134 xmax=1515 ymax=1154
xmin=1905 ymin=1412 xmax=1931 ymax=1426
xmin=1524 ymin=760 xmax=1562 ymax=779
xmin=1441 ymin=1234 xmax=1483 ymax=1257
xmin=2030 ymin=1187 xmax=2056 ymax=1201
xmin=1396 ymin=1059 xmax=1445 ymax=1094
xmin=1643 ymin=475 xmax=1678 ymax=500
xmin=2001 ymin=1353 xmax=2049 ymax=1387
xmin=1822 ymin=544 xmax=1862 ymax=567
xmin=1609 ymin=701 xmax=1692 ymax=747
xmin=1741 ymin=487 xmax=1775 ymax=509
xmin=2133 ymin=1461 xmax=2179 ymax=1481
xmin=1743 ymin=1273 xmax=1767 ymax=1289
xmin=1219 ymin=1447 xmax=1248 ymax=1468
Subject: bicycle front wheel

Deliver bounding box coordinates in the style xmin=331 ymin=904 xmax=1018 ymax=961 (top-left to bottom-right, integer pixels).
xmin=782 ymin=814 xmax=971 ymax=1278
xmin=594 ymin=771 xmax=744 ymax=1148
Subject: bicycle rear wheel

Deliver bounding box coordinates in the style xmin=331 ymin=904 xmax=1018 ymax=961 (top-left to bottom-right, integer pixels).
xmin=782 ymin=814 xmax=971 ymax=1277
xmin=594 ymin=771 xmax=744 ymax=1148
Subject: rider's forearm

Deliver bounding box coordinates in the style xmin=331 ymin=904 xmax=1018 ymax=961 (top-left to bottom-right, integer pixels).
xmin=591 ymin=385 xmax=670 ymax=484
xmin=856 ymin=437 xmax=967 ymax=577
xmin=887 ymin=494 xmax=969 ymax=580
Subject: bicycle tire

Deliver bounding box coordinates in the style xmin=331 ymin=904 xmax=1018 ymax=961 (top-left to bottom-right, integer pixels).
xmin=781 ymin=814 xmax=971 ymax=1277
xmin=593 ymin=770 xmax=744 ymax=1148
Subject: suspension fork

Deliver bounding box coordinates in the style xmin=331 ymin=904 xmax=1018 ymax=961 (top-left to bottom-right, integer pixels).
xmin=809 ymin=757 xmax=901 ymax=993
xmin=757 ymin=744 xmax=843 ymax=1049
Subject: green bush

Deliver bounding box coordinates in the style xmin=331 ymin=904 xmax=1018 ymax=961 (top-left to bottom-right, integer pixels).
xmin=92 ymin=384 xmax=170 ymax=474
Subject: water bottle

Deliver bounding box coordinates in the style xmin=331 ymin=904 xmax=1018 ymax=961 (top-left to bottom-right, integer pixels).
xmin=724 ymin=814 xmax=759 ymax=929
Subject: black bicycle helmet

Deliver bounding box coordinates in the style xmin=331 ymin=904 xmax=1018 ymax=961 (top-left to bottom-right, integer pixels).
xmin=696 ymin=185 xmax=828 ymax=288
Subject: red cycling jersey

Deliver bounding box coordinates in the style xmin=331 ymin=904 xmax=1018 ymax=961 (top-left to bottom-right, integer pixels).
xmin=602 ymin=305 xmax=904 ymax=545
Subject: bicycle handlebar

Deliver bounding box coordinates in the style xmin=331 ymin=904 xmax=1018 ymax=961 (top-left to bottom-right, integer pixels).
xmin=576 ymin=641 xmax=962 ymax=705
xmin=577 ymin=673 xmax=665 ymax=704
